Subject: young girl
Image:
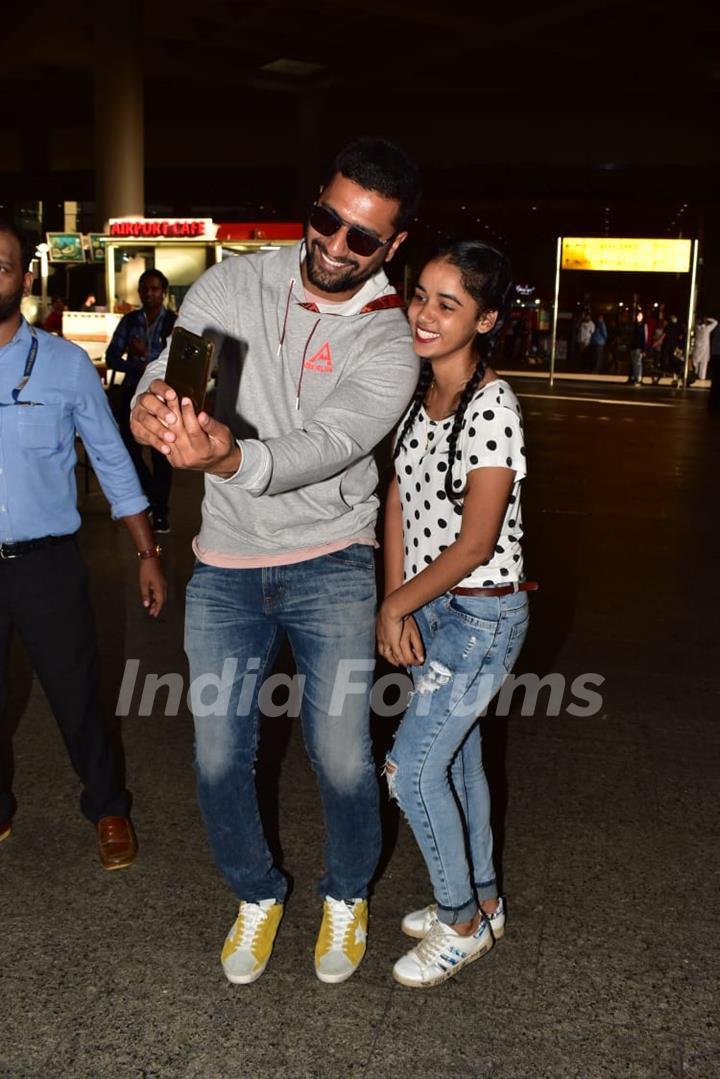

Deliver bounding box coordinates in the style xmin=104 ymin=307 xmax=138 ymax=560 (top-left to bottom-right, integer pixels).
xmin=376 ymin=240 xmax=533 ymax=988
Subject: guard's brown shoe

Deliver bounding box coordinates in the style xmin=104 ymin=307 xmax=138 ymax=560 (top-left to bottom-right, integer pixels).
xmin=97 ymin=816 xmax=137 ymax=870
xmin=0 ymin=818 xmax=11 ymax=843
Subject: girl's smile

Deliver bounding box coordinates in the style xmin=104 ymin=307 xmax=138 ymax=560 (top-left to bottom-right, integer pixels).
xmin=414 ymin=326 xmax=441 ymax=343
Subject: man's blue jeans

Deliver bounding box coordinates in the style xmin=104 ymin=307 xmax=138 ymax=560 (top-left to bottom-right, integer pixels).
xmin=386 ymin=592 xmax=529 ymax=926
xmin=184 ymin=545 xmax=380 ymax=904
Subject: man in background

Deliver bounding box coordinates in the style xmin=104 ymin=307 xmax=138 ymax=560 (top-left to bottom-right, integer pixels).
xmin=576 ymin=310 xmax=595 ymax=370
xmin=106 ymin=269 xmax=176 ymax=533
xmin=43 ymin=296 xmax=65 ymax=335
xmin=591 ymin=313 xmax=608 ymax=373
xmin=691 ymin=315 xmax=717 ymax=382
xmin=628 ymin=309 xmax=648 ymax=386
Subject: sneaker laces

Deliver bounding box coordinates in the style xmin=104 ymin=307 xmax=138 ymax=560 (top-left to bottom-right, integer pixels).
xmin=413 ymin=920 xmax=458 ymax=965
xmin=413 ymin=917 xmax=482 ymax=964
xmin=326 ymin=899 xmax=356 ymax=948
xmin=233 ymin=902 xmax=270 ymax=949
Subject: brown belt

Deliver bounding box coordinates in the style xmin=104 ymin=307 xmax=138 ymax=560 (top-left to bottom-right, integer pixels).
xmin=451 ymin=581 xmax=539 ymax=597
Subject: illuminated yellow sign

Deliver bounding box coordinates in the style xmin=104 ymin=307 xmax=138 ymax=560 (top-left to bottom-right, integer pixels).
xmin=561 ymin=237 xmax=692 ymax=273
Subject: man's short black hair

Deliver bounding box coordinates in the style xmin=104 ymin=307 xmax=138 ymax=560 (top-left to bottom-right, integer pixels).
xmin=138 ymin=267 xmax=169 ymax=291
xmin=0 ymin=216 xmax=35 ymax=273
xmin=329 ymin=137 xmax=421 ymax=231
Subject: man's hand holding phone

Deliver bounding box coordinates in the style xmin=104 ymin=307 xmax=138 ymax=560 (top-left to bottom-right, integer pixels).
xmin=130 ymin=381 xmax=242 ymax=478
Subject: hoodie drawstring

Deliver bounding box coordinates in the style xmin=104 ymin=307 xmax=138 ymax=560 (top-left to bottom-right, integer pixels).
xmin=277 ymin=277 xmax=295 ymax=356
xmin=296 ymin=318 xmax=321 ymax=410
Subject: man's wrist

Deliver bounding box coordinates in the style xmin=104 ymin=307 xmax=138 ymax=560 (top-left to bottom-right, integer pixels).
xmin=137 ymin=544 xmax=162 ymax=561
xmin=208 ymin=443 xmax=242 ymax=478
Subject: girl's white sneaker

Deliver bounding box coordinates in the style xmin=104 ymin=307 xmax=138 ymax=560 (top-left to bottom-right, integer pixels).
xmin=401 ymin=896 xmax=505 ymax=941
xmin=393 ymin=916 xmax=494 ymax=988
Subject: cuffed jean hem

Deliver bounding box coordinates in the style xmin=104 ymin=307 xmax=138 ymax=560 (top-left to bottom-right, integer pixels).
xmin=474 ymin=878 xmax=498 ymax=903
xmin=436 ymin=895 xmax=478 ymax=926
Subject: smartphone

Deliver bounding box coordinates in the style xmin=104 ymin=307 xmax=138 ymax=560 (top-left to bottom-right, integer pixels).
xmin=164 ymin=326 xmax=214 ymax=413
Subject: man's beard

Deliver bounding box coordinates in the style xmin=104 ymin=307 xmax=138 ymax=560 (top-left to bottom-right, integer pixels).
xmin=0 ymin=283 xmax=24 ymax=324
xmin=305 ymin=239 xmax=381 ymax=295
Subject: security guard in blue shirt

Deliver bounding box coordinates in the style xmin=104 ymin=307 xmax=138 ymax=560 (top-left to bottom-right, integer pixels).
xmin=0 ymin=219 xmax=166 ymax=869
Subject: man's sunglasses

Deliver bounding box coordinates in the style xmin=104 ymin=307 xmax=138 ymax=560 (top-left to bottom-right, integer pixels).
xmin=308 ymin=203 xmax=394 ymax=258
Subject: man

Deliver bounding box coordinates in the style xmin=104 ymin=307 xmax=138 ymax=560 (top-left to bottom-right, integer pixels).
xmin=0 ymin=219 xmax=166 ymax=868
xmin=628 ymin=309 xmax=648 ymax=385
xmin=590 ymin=313 xmax=608 ymax=373
xmin=576 ymin=311 xmax=595 ymax=370
xmin=106 ymin=269 xmax=176 ymax=533
xmin=131 ymin=137 xmax=421 ymax=985
xmin=691 ymin=315 xmax=718 ymax=382
xmin=43 ymin=296 xmax=65 ymax=335
xmin=655 ymin=314 xmax=683 ymax=386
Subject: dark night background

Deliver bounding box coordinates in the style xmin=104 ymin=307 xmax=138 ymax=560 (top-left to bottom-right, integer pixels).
xmin=1 ymin=0 xmax=716 ymax=313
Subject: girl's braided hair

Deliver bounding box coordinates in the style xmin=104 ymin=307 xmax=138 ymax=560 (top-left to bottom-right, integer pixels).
xmin=395 ymin=240 xmax=515 ymax=502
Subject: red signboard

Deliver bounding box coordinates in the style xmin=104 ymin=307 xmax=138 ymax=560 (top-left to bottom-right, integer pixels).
xmin=109 ymin=219 xmax=210 ymax=238
xmin=105 ymin=218 xmax=302 ymax=243
xmin=215 ymin=222 xmax=303 ymax=241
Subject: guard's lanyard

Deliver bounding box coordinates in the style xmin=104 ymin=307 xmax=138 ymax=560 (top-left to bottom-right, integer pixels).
xmin=144 ymin=310 xmax=160 ymax=346
xmin=1 ymin=325 xmax=41 ymax=409
xmin=11 ymin=325 xmax=39 ymax=404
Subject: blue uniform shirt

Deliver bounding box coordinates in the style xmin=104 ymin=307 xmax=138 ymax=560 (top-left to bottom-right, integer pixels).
xmin=105 ymin=306 xmax=176 ymax=394
xmin=0 ymin=319 xmax=147 ymax=542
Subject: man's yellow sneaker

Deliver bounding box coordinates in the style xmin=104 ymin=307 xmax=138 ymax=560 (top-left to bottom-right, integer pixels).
xmin=315 ymin=897 xmax=368 ymax=983
xmin=221 ymin=899 xmax=283 ymax=985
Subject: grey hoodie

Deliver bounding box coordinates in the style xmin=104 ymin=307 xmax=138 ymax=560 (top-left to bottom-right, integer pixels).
xmin=136 ymin=242 xmax=418 ymax=558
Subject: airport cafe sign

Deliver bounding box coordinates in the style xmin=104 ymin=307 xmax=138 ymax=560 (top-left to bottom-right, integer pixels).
xmin=108 ymin=217 xmax=218 ymax=239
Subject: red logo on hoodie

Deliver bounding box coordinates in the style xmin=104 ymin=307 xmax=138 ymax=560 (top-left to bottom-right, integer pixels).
xmin=304 ymin=342 xmax=333 ymax=373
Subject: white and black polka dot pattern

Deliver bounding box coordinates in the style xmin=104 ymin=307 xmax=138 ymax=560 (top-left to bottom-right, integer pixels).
xmin=394 ymin=379 xmax=526 ymax=586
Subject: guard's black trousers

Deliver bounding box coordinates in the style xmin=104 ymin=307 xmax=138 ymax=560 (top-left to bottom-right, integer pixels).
xmin=0 ymin=536 xmax=129 ymax=824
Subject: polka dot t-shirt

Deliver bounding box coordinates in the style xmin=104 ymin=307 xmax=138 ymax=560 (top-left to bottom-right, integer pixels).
xmin=394 ymin=379 xmax=526 ymax=587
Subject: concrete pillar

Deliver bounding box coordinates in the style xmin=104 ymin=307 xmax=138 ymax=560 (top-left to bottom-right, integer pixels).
xmin=94 ymin=1 xmax=144 ymax=229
